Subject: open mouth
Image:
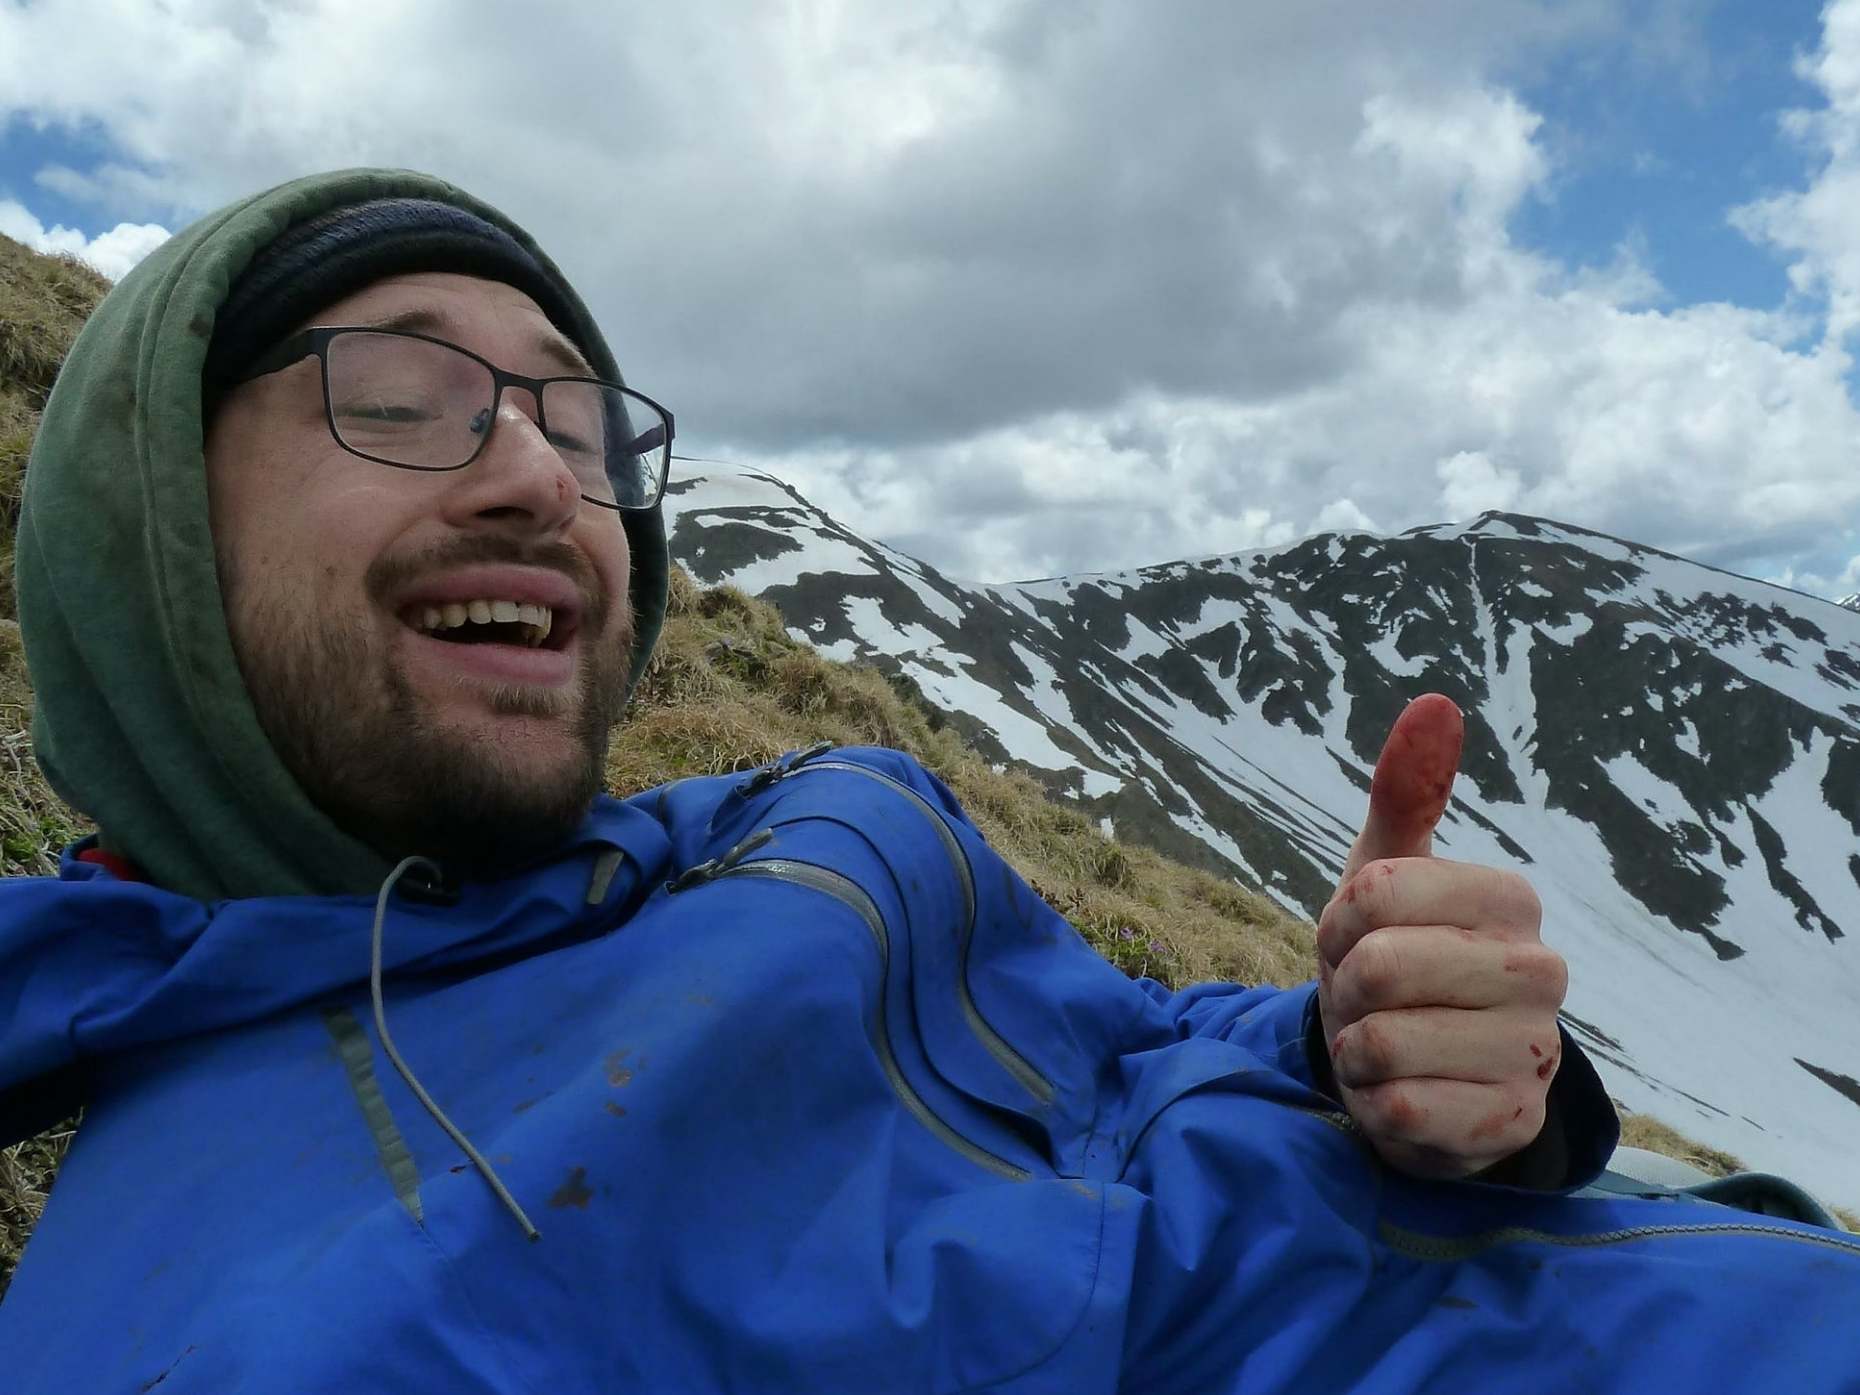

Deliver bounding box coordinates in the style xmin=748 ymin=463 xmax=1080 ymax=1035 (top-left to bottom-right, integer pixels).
xmin=404 ymin=599 xmax=574 ymax=651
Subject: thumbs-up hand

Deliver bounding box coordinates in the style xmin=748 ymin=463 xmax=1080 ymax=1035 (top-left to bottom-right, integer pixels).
xmin=1317 ymin=694 xmax=1569 ymax=1179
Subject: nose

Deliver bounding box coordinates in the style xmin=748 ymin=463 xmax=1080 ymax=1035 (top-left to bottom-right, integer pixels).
xmin=443 ymin=391 xmax=582 ymax=536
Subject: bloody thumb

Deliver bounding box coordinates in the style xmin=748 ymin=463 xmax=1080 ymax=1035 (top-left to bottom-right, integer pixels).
xmin=1336 ymin=693 xmax=1464 ymax=888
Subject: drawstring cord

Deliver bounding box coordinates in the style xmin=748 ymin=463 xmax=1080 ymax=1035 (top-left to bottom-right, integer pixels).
xmin=372 ymin=856 xmax=541 ymax=1242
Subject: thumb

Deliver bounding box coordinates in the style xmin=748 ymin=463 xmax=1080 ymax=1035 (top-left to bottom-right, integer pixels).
xmin=1336 ymin=693 xmax=1464 ymax=889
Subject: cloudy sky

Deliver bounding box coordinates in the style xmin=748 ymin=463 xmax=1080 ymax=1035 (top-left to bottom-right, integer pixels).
xmin=3 ymin=1 xmax=1859 ymax=596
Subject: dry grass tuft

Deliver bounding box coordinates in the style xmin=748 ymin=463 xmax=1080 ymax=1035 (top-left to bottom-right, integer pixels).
xmin=0 ymin=237 xmax=108 ymax=406
xmin=0 ymin=236 xmax=111 ymax=626
xmin=1615 ymin=1110 xmax=1748 ymax=1179
xmin=0 ymin=620 xmax=80 ymax=875
xmin=0 ymin=1122 xmax=77 ymax=1286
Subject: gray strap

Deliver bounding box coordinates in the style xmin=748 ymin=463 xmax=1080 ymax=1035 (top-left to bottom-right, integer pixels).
xmin=322 ymin=1006 xmax=425 ymax=1224
xmin=587 ymin=848 xmax=625 ymax=905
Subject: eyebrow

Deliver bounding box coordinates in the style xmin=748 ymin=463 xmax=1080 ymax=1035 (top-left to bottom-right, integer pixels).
xmin=358 ymin=306 xmax=598 ymax=379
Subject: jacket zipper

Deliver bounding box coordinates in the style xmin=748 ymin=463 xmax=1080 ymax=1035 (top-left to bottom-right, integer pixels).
xmin=674 ymin=851 xmax=1032 ymax=1182
xmin=1381 ymin=1216 xmax=1860 ymax=1261
xmin=1291 ymin=1102 xmax=1362 ymax=1137
xmin=779 ymin=759 xmax=1058 ymax=1108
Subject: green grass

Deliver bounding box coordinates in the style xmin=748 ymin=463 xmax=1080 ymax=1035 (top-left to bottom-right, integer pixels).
xmin=0 ymin=233 xmax=1847 ymax=1298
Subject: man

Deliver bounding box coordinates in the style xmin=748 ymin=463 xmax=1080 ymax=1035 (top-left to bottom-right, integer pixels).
xmin=0 ymin=169 xmax=1853 ymax=1393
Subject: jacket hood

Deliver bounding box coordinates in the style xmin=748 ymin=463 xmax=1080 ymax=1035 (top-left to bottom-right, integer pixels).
xmin=15 ymin=168 xmax=669 ymax=900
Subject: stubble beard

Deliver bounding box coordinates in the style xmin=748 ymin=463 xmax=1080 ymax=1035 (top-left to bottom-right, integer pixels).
xmin=228 ymin=539 xmax=634 ymax=877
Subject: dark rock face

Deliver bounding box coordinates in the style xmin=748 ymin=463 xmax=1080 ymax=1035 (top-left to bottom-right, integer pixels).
xmin=1797 ymin=1058 xmax=1860 ymax=1112
xmin=666 ymin=468 xmax=1859 ymax=953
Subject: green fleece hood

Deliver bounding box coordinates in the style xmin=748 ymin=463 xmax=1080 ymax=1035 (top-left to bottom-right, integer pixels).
xmin=16 ymin=168 xmax=669 ymax=901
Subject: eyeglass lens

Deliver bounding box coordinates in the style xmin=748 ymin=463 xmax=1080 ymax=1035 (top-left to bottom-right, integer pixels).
xmin=323 ymin=331 xmax=667 ymax=509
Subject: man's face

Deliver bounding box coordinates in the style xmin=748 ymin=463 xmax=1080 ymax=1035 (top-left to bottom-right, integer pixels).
xmin=205 ymin=271 xmax=635 ymax=871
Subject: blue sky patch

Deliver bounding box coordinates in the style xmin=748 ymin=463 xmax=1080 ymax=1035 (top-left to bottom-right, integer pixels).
xmin=1507 ymin=0 xmax=1823 ymax=311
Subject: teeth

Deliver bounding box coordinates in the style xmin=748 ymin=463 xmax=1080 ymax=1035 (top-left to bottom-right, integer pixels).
xmin=413 ymin=598 xmax=559 ymax=645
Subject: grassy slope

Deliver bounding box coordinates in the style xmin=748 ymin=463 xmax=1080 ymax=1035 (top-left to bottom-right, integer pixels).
xmin=0 ymin=235 xmax=1849 ymax=1294
xmin=0 ymin=236 xmax=104 ymax=1292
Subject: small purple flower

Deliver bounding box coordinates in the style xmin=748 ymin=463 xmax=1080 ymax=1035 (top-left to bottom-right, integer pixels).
xmin=1118 ymin=926 xmax=1137 ymax=941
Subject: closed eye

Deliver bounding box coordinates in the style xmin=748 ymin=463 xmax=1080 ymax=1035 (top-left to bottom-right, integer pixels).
xmin=338 ymin=402 xmax=435 ymax=424
xmin=545 ymin=429 xmax=598 ymax=456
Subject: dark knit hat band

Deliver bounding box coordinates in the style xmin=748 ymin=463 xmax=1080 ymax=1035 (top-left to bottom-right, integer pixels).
xmin=205 ymin=198 xmax=593 ymax=385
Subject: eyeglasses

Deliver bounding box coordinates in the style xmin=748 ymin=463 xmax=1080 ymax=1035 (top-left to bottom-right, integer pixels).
xmin=235 ymin=326 xmax=674 ymax=512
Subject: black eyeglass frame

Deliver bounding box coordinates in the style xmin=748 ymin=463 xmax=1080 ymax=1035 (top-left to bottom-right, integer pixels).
xmin=235 ymin=325 xmax=676 ymax=513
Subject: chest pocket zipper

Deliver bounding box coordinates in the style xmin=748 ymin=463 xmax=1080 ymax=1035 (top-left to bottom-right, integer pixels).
xmin=749 ymin=758 xmax=1058 ymax=1109
xmin=669 ymin=850 xmax=1032 ymax=1182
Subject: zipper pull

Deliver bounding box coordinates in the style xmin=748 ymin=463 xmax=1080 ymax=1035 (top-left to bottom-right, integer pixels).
xmin=733 ymin=741 xmax=835 ymax=798
xmin=792 ymin=740 xmax=835 ymax=767
xmin=666 ymin=828 xmax=776 ymax=893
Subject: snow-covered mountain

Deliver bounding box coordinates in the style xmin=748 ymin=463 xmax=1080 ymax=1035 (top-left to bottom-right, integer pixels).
xmin=664 ymin=464 xmax=1860 ymax=1211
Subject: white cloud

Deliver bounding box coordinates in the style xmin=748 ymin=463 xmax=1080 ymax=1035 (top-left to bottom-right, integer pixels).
xmin=1 ymin=1 xmax=1856 ymax=593
xmin=1311 ymin=498 xmax=1383 ymax=534
xmin=0 ymin=199 xmax=170 ymax=281
xmin=1356 ymin=86 xmax=1548 ymax=238
xmin=1767 ymin=551 xmax=1860 ymax=601
xmin=1436 ymin=451 xmax=1524 ymax=518
xmin=1732 ymin=0 xmax=1860 ymax=344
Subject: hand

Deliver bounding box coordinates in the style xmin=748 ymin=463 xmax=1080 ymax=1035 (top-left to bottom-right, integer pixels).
xmin=1317 ymin=694 xmax=1569 ymax=1179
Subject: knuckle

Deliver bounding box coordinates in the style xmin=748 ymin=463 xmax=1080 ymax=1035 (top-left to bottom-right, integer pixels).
xmin=1503 ymin=942 xmax=1568 ymax=1003
xmin=1314 ymin=912 xmax=1350 ymax=969
xmin=1496 ymin=870 xmax=1542 ymax=928
xmin=1347 ymin=1016 xmax=1398 ymax=1081
xmin=1542 ymin=951 xmax=1569 ymax=1001
xmin=1351 ymin=860 xmax=1401 ymax=925
xmin=1359 ymin=1080 xmax=1426 ymax=1139
xmin=1340 ymin=932 xmax=1403 ymax=1014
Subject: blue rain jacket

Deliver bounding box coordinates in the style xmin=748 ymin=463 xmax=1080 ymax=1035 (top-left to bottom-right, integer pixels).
xmin=2 ymin=745 xmax=1857 ymax=1393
